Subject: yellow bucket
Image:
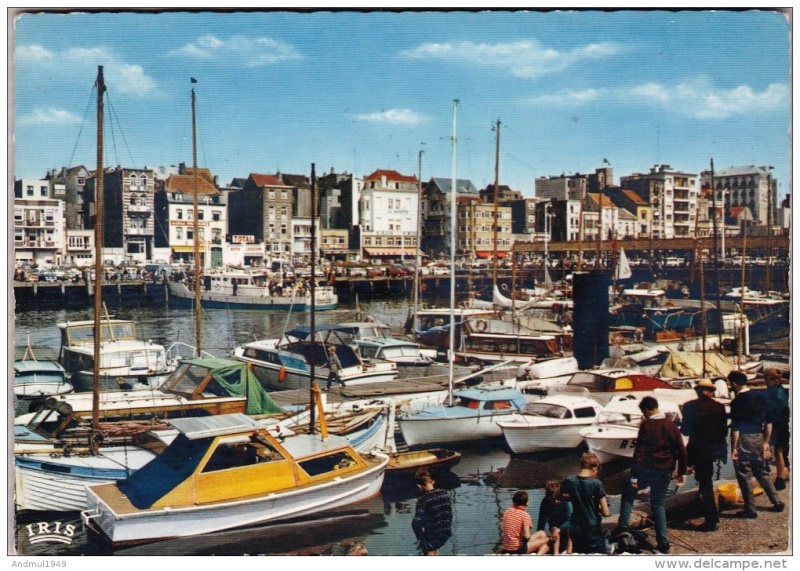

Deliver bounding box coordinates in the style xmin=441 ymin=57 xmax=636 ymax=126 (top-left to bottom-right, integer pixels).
xmin=716 ymin=482 xmax=765 ymax=506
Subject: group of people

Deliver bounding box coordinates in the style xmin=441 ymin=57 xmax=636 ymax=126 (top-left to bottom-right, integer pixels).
xmin=411 ymin=367 xmax=789 ymax=556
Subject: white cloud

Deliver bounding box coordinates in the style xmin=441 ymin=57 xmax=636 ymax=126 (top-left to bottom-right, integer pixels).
xmin=18 ymin=107 xmax=81 ymax=125
xmin=170 ymin=35 xmax=302 ymax=67
xmin=527 ymin=89 xmax=604 ymax=105
xmin=354 ymin=109 xmax=426 ymax=125
xmin=15 ymin=44 xmax=158 ymax=97
xmin=400 ymin=40 xmax=621 ymax=79
xmin=631 ymin=79 xmax=789 ymax=119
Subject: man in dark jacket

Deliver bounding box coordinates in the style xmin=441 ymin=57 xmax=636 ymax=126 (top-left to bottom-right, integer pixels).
xmin=618 ymin=396 xmax=686 ymax=554
xmin=681 ymin=379 xmax=728 ymax=531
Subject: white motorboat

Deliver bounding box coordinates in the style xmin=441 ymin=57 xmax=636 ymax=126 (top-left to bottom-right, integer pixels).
xmin=579 ymin=394 xmax=685 ymax=463
xmin=233 ymin=325 xmax=399 ymax=391
xmin=57 ymin=318 xmax=185 ymax=391
xmin=497 ymin=387 xmax=604 ymax=454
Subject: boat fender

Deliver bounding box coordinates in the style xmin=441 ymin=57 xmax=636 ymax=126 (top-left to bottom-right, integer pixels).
xmin=475 ymin=319 xmax=488 ymax=332
xmin=278 ymin=366 xmax=287 ymax=383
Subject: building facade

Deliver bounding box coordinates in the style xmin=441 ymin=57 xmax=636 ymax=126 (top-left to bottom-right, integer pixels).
xmin=13 ymin=178 xmax=65 ymax=267
xmin=359 ymin=169 xmax=421 ymax=262
xmin=621 ymin=164 xmax=698 ymax=239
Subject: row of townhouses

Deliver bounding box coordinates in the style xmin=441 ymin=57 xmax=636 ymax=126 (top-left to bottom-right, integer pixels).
xmin=13 ymin=162 xmax=790 ymax=269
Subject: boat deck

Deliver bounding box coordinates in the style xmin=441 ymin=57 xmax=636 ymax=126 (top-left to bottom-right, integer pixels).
xmin=265 ymin=365 xmax=517 ymax=408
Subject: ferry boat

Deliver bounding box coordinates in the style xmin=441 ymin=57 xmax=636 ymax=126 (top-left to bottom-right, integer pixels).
xmin=168 ymin=266 xmax=337 ymax=311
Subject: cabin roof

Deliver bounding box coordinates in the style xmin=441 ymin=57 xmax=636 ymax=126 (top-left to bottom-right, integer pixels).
xmin=168 ymin=413 xmax=263 ymax=440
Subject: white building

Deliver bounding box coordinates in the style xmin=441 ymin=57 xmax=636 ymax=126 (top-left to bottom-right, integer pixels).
xmin=359 ymin=169 xmax=421 ymax=262
xmin=13 ymin=178 xmax=65 ymax=267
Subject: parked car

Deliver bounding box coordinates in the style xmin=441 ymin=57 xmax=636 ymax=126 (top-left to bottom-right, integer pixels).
xmin=366 ymin=267 xmax=383 ymax=278
xmin=388 ymin=266 xmax=407 ymax=277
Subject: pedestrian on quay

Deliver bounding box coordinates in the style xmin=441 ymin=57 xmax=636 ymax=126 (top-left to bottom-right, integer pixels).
xmin=618 ymin=396 xmax=686 ymax=554
xmin=728 ymin=370 xmax=785 ymax=517
xmin=499 ymin=490 xmax=550 ymax=554
xmin=537 ymin=480 xmax=573 ymax=555
xmin=763 ymin=368 xmax=790 ymax=491
xmin=411 ymin=471 xmax=453 ymax=556
xmin=680 ymin=379 xmax=728 ymax=532
xmin=560 ymin=452 xmax=610 ymax=554
xmin=325 ymin=345 xmax=344 ymax=391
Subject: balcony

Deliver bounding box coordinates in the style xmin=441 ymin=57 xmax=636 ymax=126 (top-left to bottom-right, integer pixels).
xmin=127 ymin=227 xmax=152 ymax=236
xmin=127 ymin=205 xmax=152 ymax=216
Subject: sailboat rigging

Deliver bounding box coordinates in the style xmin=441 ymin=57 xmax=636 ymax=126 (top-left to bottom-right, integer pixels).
xmin=191 ymin=83 xmax=202 ymax=356
xmin=448 ymin=99 xmax=459 ymax=406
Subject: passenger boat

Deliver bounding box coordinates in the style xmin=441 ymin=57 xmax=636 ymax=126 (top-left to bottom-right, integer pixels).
xmin=168 ymin=266 xmax=337 ymax=311
xmin=13 ymin=344 xmax=73 ymax=401
xmin=397 ymin=385 xmax=529 ymax=447
xmin=386 ymin=448 xmax=462 ymax=475
xmin=57 ymin=317 xmax=183 ymax=391
xmin=233 ymin=325 xmax=399 ymax=391
xmin=497 ymin=388 xmax=603 ymax=454
xmin=81 ymin=413 xmax=388 ymax=547
xmin=579 ymin=394 xmax=686 ymax=463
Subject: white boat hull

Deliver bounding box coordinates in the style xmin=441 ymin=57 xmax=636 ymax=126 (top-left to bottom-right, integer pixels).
xmin=82 ymin=453 xmax=388 ymax=546
xmin=398 ymin=411 xmax=515 ymax=447
xmin=15 ymin=447 xmax=158 ymax=512
xmin=247 ymin=362 xmax=398 ymax=391
xmin=14 ymin=382 xmax=74 ymax=399
xmin=580 ymin=425 xmax=640 ymax=464
xmin=499 ymin=420 xmax=595 ymax=454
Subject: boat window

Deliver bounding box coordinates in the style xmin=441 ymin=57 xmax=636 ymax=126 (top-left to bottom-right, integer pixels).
xmin=202 ymin=440 xmax=260 ymax=472
xmin=523 ymin=402 xmax=570 ymax=419
xmin=297 ymin=450 xmax=359 ymax=477
xmin=161 ymin=363 xmax=212 ymax=395
xmin=569 ymin=372 xmax=609 ymax=391
xmin=614 ymin=377 xmax=633 ymax=390
xmin=485 ymin=400 xmax=512 ymax=410
xmin=455 ymin=398 xmax=480 ymax=409
xmin=574 ymin=407 xmax=598 ymax=419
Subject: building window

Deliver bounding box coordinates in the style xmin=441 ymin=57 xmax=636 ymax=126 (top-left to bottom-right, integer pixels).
xmin=197 ymin=210 xmax=204 ymax=220
xmin=281 ymin=191 xmax=287 ymax=200
xmin=26 ymin=185 xmax=34 ymax=196
xmin=281 ymin=206 xmax=287 ymax=218
xmin=40 ymin=185 xmax=48 ymax=197
xmin=187 ymin=209 xmax=193 ymax=220
xmin=269 ymin=191 xmax=275 ymax=200
xmin=176 ymin=227 xmax=183 ymax=240
xmin=212 ymin=210 xmax=221 ymax=221
xmin=176 ymin=209 xmax=183 ymax=220
xmin=187 ymin=229 xmax=194 ymax=241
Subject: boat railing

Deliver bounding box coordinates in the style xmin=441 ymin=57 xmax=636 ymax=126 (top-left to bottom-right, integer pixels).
xmin=165 ymin=341 xmax=217 ymax=361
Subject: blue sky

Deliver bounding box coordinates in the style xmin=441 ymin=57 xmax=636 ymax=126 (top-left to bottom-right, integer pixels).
xmin=11 ymin=9 xmax=791 ymax=198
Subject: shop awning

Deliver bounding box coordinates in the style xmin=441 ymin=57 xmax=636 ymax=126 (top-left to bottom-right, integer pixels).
xmin=496 ymin=251 xmax=507 ymax=258
xmin=475 ymin=251 xmax=490 ymax=259
xmin=172 ymin=246 xmax=199 ymax=253
xmin=363 ymin=247 xmax=423 ymax=257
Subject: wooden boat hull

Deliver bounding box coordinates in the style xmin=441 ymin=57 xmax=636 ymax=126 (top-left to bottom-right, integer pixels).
xmin=386 ymin=449 xmax=461 ymax=474
xmin=82 ymin=452 xmax=388 ymax=547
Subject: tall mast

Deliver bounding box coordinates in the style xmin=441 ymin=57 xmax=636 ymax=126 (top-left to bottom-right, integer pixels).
xmin=448 ymin=99 xmax=459 ymax=406
xmin=413 ymin=147 xmax=424 ymax=331
xmin=91 ymin=65 xmax=106 ymax=437
xmin=492 ymin=119 xmax=500 ymax=288
xmin=309 ymin=163 xmax=317 ymax=434
xmin=710 ymin=159 xmax=724 ymax=346
xmin=191 ymin=82 xmax=202 ymax=355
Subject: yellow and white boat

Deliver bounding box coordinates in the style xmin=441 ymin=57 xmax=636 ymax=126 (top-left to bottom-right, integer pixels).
xmin=81 ymin=412 xmax=388 ymax=547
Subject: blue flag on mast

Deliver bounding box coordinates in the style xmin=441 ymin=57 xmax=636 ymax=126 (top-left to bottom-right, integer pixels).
xmin=190 ymin=77 xmax=197 ymax=83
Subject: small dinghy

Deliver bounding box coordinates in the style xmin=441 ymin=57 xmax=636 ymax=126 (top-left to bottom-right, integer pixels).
xmin=386 ymin=448 xmax=461 ymax=475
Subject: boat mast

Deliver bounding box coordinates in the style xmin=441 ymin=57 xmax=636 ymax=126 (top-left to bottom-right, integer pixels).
xmin=698 ymin=239 xmax=708 ymax=378
xmin=710 ymin=159 xmax=724 ymax=348
xmin=737 ymin=211 xmax=748 ymax=366
xmin=91 ymin=65 xmax=106 ymax=438
xmin=309 ymin=163 xmax=317 ymax=434
xmin=191 ymin=81 xmax=202 ymax=356
xmin=413 ymin=147 xmax=424 ymax=332
xmin=448 ymin=99 xmax=459 ymax=406
xmin=492 ymin=119 xmax=500 ymax=291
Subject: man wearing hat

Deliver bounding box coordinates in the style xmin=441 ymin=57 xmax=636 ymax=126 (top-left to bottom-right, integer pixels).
xmin=728 ymin=370 xmax=784 ymax=517
xmin=681 ymin=379 xmax=728 ymax=531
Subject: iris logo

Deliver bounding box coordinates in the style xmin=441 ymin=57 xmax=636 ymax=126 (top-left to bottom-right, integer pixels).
xmin=24 ymin=522 xmax=75 ymax=545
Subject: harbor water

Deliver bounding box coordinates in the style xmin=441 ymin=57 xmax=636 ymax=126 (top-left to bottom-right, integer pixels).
xmin=12 ymin=299 xmax=740 ymax=556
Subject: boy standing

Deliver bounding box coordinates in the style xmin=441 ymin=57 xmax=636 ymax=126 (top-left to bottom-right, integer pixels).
xmin=561 ymin=452 xmax=610 ymax=554
xmin=412 ymin=472 xmax=453 ymax=555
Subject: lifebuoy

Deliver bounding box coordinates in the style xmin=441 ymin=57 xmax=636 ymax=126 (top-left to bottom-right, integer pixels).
xmin=278 ymin=366 xmax=287 ymax=383
xmin=475 ymin=319 xmax=489 ymax=332
xmin=501 ymin=283 xmax=508 ymax=291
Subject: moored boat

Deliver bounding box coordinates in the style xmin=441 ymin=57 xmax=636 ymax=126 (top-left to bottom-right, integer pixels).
xmin=81 ymin=413 xmax=388 ymax=547
xmin=14 ymin=344 xmax=73 ymax=401
xmin=497 ymin=388 xmax=604 ymax=454
xmin=386 ymin=448 xmax=462 ymax=475
xmin=168 ymin=267 xmax=337 ymax=311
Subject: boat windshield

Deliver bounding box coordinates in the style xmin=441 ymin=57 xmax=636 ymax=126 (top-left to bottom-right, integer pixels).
xmin=568 ymin=372 xmax=611 ymax=391
xmin=522 ymin=402 xmax=571 ymax=419
xmin=64 ymin=321 xmax=137 ymax=345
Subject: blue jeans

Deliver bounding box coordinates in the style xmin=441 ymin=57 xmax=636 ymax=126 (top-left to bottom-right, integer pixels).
xmin=618 ymin=467 xmax=671 ymax=549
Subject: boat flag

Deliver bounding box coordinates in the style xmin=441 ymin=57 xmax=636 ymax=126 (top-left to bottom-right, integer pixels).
xmin=191 ymin=77 xmax=198 ymax=83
